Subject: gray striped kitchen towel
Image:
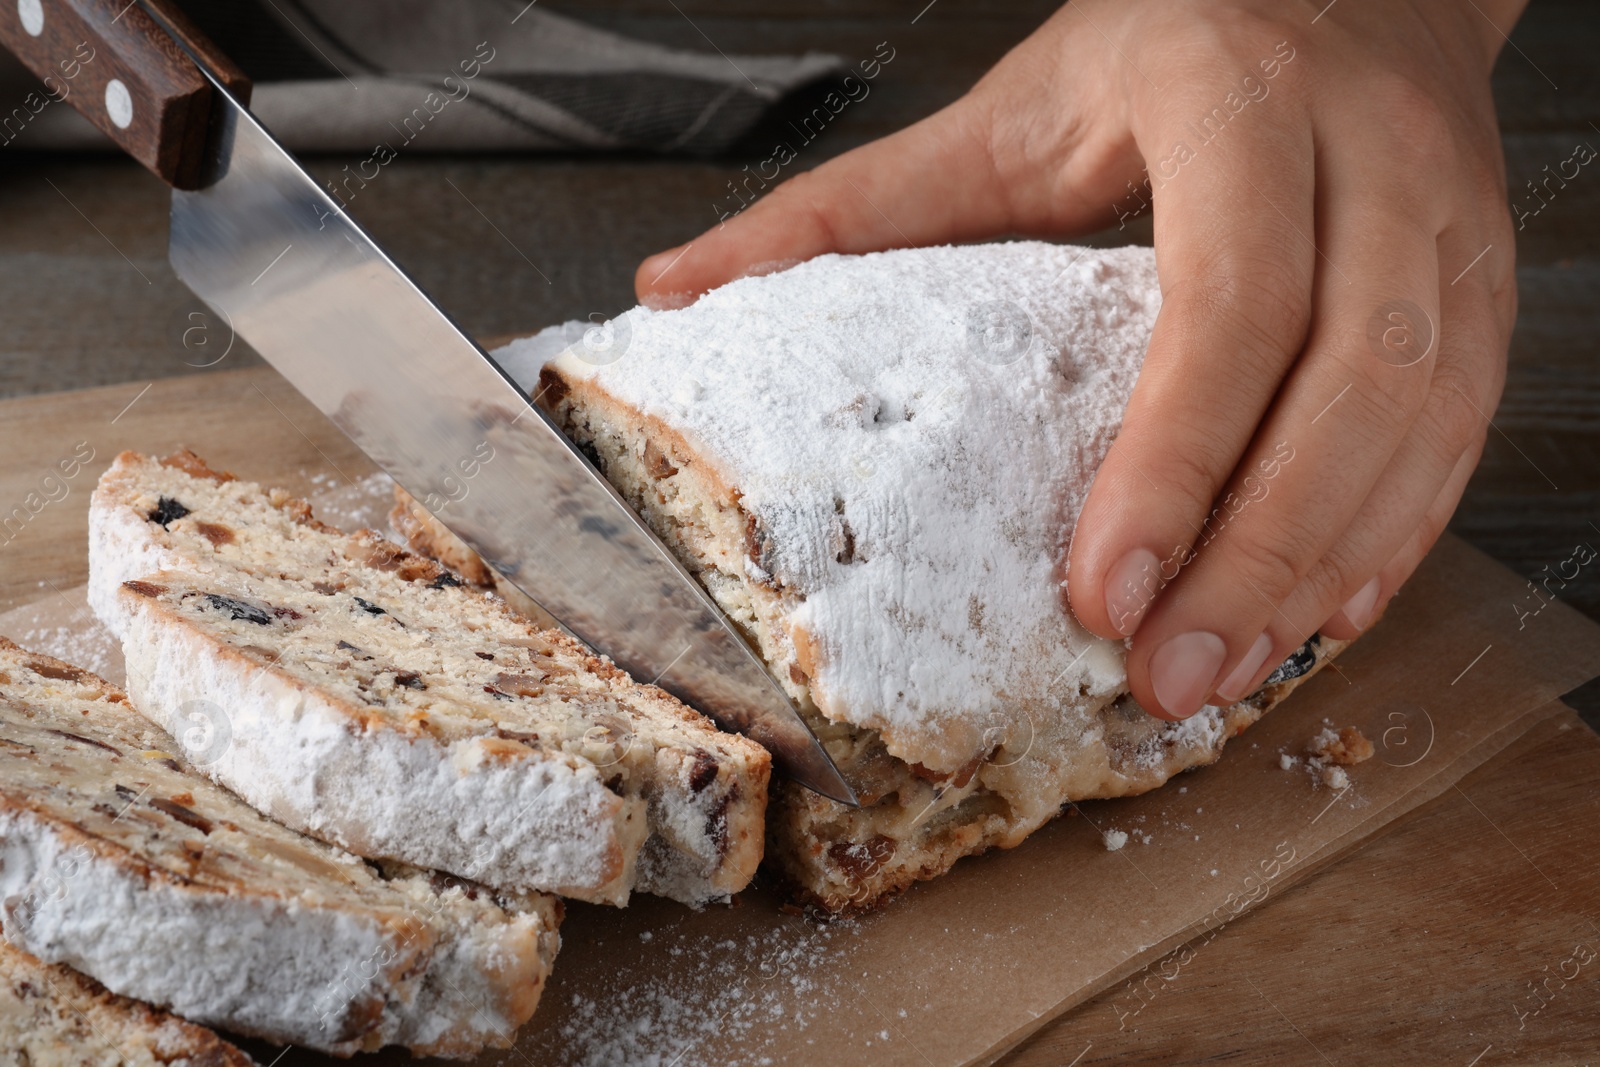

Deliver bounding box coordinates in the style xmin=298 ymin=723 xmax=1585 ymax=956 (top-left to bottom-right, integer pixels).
xmin=1 ymin=0 xmax=843 ymax=155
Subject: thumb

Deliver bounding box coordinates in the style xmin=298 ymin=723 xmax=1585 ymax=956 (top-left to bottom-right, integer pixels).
xmin=636 ymin=102 xmax=1009 ymax=306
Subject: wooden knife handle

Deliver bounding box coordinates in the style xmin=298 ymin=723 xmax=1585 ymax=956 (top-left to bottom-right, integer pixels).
xmin=0 ymin=0 xmax=251 ymax=189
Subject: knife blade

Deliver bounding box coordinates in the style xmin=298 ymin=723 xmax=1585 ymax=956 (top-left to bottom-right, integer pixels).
xmin=45 ymin=1 xmax=855 ymax=804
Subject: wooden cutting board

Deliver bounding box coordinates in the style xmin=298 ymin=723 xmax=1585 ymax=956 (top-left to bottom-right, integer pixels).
xmin=0 ymin=367 xmax=379 ymax=615
xmin=2 ymin=366 xmax=1599 ymax=1066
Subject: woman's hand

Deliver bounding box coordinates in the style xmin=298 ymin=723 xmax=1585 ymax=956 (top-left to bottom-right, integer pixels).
xmin=635 ymin=0 xmax=1523 ymax=721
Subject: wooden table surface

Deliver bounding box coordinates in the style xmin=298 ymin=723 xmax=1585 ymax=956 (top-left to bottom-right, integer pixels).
xmin=0 ymin=1 xmax=1596 ymax=1063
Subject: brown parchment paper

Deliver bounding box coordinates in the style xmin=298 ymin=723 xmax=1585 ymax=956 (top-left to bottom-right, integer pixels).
xmin=4 ymin=534 xmax=1598 ymax=1067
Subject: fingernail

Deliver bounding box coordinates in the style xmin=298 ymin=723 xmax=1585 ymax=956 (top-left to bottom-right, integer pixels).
xmin=641 ymin=244 xmax=687 ymax=278
xmin=1105 ymin=547 xmax=1163 ymax=636
xmin=1149 ymin=631 xmax=1227 ymax=719
xmin=1339 ymin=576 xmax=1382 ymax=631
xmin=1214 ymin=632 xmax=1273 ymax=704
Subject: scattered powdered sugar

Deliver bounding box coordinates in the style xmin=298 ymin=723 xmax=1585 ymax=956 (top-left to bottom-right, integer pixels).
xmin=302 ymin=470 xmax=397 ymax=535
xmin=549 ymin=915 xmax=867 ymax=1067
xmin=504 ymin=242 xmax=1162 ymax=771
xmin=1103 ymin=829 xmax=1129 ymax=851
xmin=0 ymin=594 xmax=121 ymax=685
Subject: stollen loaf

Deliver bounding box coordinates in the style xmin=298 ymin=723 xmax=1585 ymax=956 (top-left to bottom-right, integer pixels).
xmin=467 ymin=241 xmax=1350 ymax=911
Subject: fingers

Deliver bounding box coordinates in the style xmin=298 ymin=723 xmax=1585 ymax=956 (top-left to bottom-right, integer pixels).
xmin=1114 ymin=107 xmax=1455 ymax=721
xmin=637 ymin=99 xmax=1049 ymax=307
xmin=1066 ymin=69 xmax=1318 ymax=641
xmin=1215 ymin=264 xmax=1502 ymax=700
xmin=1370 ymin=433 xmax=1487 ymax=613
xmin=1305 ymin=245 xmax=1508 ymax=645
xmin=1211 ymin=200 xmax=1512 ymax=701
xmin=1300 ymin=431 xmax=1484 ymax=665
xmin=1325 ymin=435 xmax=1485 ymax=637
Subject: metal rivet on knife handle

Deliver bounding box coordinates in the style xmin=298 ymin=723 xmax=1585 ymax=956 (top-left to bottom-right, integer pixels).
xmin=0 ymin=0 xmax=250 ymax=188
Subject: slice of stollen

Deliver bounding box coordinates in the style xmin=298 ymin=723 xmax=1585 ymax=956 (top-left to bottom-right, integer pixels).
xmin=90 ymin=450 xmax=770 ymax=906
xmin=0 ymin=637 xmax=561 ymax=1057
xmin=472 ymin=241 xmax=1357 ymax=911
xmin=0 ymin=939 xmax=255 ymax=1067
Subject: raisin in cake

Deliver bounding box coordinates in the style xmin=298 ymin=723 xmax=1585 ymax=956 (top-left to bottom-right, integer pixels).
xmin=474 ymin=241 xmax=1352 ymax=912
xmin=0 ymin=941 xmax=254 ymax=1067
xmin=89 ymin=452 xmax=769 ymax=906
xmin=0 ymin=638 xmax=560 ymax=1057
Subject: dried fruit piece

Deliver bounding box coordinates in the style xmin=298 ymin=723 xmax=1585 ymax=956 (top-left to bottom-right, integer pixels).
xmin=200 ymin=594 xmax=271 ymax=626
xmin=148 ymin=796 xmax=214 ymax=835
xmin=193 ymin=521 xmax=236 ymax=547
xmin=147 ymin=496 xmax=191 ymax=529
xmin=392 ymin=670 xmax=426 ymax=690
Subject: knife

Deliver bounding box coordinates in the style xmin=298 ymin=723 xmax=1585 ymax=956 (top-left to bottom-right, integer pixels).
xmin=0 ymin=0 xmax=855 ymax=805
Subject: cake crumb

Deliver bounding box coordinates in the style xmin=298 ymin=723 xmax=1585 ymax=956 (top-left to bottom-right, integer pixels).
xmin=1301 ymin=754 xmax=1351 ymax=791
xmin=1103 ymin=829 xmax=1129 ymax=851
xmin=1307 ymin=726 xmax=1374 ymax=766
xmin=1279 ymin=753 xmax=1299 ymax=771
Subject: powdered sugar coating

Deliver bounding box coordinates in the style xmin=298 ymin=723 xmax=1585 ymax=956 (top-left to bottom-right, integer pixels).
xmin=502 ymin=242 xmax=1160 ymax=770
